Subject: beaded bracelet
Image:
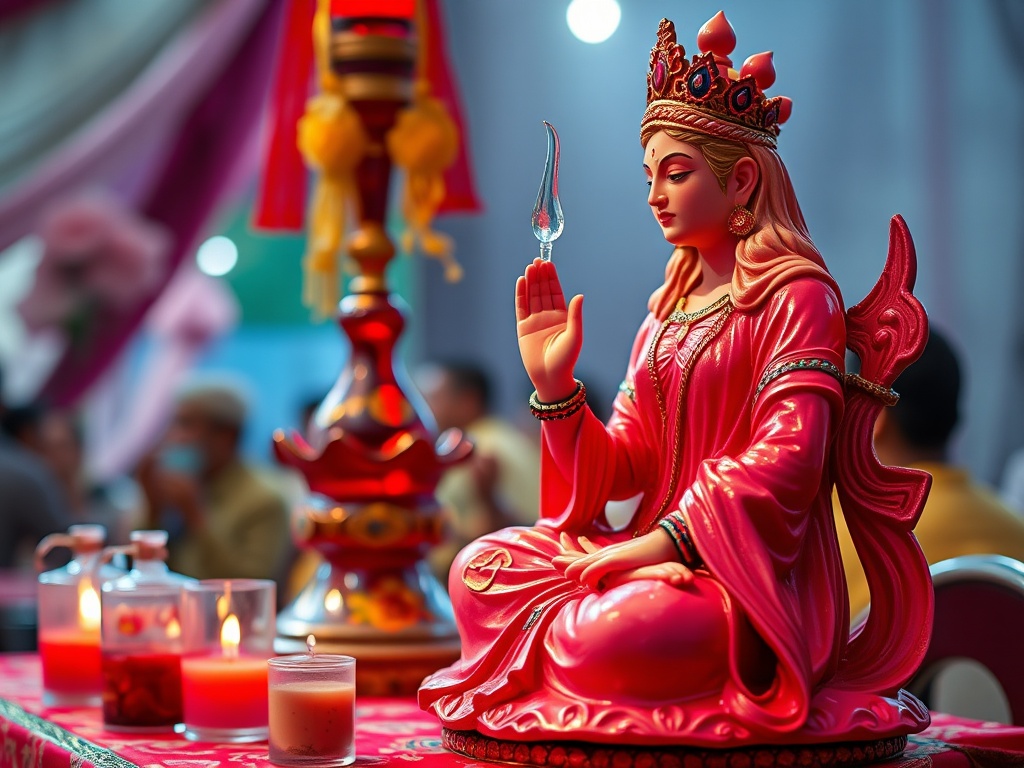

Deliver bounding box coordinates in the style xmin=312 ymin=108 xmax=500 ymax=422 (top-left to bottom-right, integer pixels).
xmin=529 ymin=380 xmax=587 ymax=421
xmin=658 ymin=511 xmax=702 ymax=569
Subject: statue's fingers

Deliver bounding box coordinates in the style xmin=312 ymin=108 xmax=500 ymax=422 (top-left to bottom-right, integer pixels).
xmin=563 ymin=553 xmax=598 ymax=581
xmin=526 ymin=262 xmax=544 ymax=314
xmin=551 ymin=555 xmax=578 ymax=574
xmin=579 ymin=559 xmax=617 ymax=590
xmin=543 ymin=261 xmax=566 ymax=312
xmin=566 ymin=294 xmax=584 ymax=347
xmin=576 ymin=535 xmax=601 ymax=554
xmin=515 ymin=276 xmax=529 ymax=321
xmin=662 ymin=561 xmax=694 ymax=585
xmin=540 ymin=268 xmax=555 ymax=312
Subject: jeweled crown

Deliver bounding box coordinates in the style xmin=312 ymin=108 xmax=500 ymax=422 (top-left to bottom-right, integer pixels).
xmin=642 ymin=11 xmax=792 ymax=148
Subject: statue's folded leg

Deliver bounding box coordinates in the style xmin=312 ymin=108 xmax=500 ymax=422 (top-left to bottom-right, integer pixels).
xmin=541 ymin=574 xmax=731 ymax=702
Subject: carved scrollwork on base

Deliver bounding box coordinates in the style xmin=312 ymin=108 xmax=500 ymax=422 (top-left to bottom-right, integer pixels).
xmin=441 ymin=729 xmax=908 ymax=768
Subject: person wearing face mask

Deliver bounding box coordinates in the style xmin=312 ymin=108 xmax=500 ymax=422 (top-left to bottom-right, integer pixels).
xmin=138 ymin=378 xmax=290 ymax=582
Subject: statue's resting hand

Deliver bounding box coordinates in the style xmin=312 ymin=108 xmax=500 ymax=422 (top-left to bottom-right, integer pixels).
xmin=515 ymin=258 xmax=583 ymax=403
xmin=552 ymin=531 xmax=693 ymax=591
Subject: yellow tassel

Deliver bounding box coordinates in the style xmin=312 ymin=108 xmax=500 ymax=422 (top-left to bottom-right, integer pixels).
xmin=387 ymin=83 xmax=462 ymax=282
xmin=297 ymin=94 xmax=368 ymax=317
xmin=297 ymin=0 xmax=367 ymax=318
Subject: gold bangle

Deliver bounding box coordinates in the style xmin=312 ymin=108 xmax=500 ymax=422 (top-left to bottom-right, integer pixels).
xmin=529 ymin=380 xmax=585 ymax=412
xmin=532 ymin=396 xmax=587 ymax=421
xmin=529 ymin=380 xmax=587 ymax=420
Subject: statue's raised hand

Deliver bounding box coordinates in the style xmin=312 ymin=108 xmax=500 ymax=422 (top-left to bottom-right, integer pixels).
xmin=515 ymin=258 xmax=583 ymax=402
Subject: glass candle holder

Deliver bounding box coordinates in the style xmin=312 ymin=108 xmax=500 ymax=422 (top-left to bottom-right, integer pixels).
xmin=36 ymin=524 xmax=121 ymax=707
xmin=268 ymin=653 xmax=356 ymax=767
xmin=100 ymin=583 xmax=184 ymax=732
xmin=180 ymin=579 xmax=276 ymax=743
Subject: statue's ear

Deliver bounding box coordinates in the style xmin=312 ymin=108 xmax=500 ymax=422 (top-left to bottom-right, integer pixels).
xmin=731 ymin=156 xmax=759 ymax=208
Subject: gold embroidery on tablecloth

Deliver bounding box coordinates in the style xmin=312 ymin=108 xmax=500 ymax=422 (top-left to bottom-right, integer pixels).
xmin=0 ymin=698 xmax=140 ymax=768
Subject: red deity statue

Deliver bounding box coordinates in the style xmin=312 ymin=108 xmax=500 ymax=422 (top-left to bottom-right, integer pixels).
xmin=420 ymin=10 xmax=932 ymax=762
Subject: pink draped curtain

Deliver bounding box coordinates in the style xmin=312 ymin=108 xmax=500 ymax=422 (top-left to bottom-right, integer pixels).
xmin=0 ymin=0 xmax=285 ymax=406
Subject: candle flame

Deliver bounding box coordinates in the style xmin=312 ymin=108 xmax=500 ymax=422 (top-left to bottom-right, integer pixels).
xmin=221 ymin=614 xmax=240 ymax=658
xmin=324 ymin=589 xmax=341 ymax=612
xmin=166 ymin=617 xmax=181 ymax=639
xmin=78 ymin=582 xmax=101 ymax=631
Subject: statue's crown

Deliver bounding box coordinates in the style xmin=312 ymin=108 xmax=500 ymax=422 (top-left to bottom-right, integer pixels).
xmin=643 ymin=12 xmax=792 ymax=148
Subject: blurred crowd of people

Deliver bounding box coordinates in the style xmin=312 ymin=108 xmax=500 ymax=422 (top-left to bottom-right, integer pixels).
xmin=0 ymin=369 xmax=292 ymax=587
xmin=5 ymin=335 xmax=1024 ymax=631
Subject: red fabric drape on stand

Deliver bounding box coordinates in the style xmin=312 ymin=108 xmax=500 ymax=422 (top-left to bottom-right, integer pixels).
xmin=252 ymin=0 xmax=315 ymax=230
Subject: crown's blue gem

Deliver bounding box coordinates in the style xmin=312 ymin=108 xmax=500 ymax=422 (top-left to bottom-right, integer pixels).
xmin=687 ymin=65 xmax=712 ymax=99
xmin=764 ymin=105 xmax=778 ymax=126
xmin=730 ymin=86 xmax=752 ymax=112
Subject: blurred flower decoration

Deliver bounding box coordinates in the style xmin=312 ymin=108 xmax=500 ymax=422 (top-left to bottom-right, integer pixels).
xmin=346 ymin=577 xmax=426 ymax=633
xmin=17 ymin=194 xmax=170 ymax=350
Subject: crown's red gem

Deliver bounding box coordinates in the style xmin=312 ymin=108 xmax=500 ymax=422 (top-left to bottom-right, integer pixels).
xmin=645 ymin=12 xmax=791 ymax=143
xmin=653 ymin=57 xmax=667 ymax=89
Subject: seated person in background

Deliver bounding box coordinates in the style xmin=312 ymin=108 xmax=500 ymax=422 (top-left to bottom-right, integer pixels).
xmin=835 ymin=329 xmax=1024 ymax=617
xmin=416 ymin=361 xmax=541 ymax=585
xmin=37 ymin=410 xmax=140 ymax=545
xmin=139 ymin=379 xmax=290 ymax=582
xmin=1 ymin=403 xmax=46 ymax=454
xmin=0 ymin=376 xmax=71 ymax=569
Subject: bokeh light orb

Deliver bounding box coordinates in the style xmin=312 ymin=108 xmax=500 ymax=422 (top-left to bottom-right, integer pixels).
xmin=196 ymin=235 xmax=238 ymax=277
xmin=566 ymin=0 xmax=621 ymax=44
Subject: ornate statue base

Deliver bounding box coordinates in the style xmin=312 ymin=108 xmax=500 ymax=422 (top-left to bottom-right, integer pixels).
xmin=442 ymin=729 xmax=907 ymax=768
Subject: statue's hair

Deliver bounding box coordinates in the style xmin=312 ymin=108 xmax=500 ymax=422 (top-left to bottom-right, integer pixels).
xmin=640 ymin=125 xmax=842 ymax=317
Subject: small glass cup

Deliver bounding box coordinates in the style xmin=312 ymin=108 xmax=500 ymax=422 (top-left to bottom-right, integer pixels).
xmin=268 ymin=653 xmax=356 ymax=767
xmin=100 ymin=583 xmax=183 ymax=732
xmin=180 ymin=579 xmax=275 ymax=743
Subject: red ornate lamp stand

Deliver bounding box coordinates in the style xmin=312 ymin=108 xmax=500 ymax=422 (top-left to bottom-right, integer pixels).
xmin=273 ymin=3 xmax=468 ymax=695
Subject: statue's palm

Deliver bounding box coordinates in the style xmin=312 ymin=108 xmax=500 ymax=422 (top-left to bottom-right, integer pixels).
xmin=515 ymin=259 xmax=583 ymax=401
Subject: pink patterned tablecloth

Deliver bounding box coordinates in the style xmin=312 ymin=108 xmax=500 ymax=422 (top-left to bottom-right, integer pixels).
xmin=2 ymin=653 xmax=1024 ymax=767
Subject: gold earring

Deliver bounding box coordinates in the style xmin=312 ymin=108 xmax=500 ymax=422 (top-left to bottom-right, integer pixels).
xmin=727 ymin=205 xmax=755 ymax=237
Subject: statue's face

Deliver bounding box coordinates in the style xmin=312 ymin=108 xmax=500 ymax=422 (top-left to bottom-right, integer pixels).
xmin=643 ymin=131 xmax=733 ymax=250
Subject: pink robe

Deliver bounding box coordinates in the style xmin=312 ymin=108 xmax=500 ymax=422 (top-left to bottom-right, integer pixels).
xmin=419 ymin=277 xmax=927 ymax=746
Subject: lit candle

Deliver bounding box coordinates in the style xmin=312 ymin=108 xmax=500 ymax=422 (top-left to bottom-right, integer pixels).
xmin=180 ymin=580 xmax=276 ymax=743
xmin=39 ymin=581 xmax=103 ymax=702
xmin=181 ymin=613 xmax=270 ymax=742
xmin=268 ymin=638 xmax=356 ymax=767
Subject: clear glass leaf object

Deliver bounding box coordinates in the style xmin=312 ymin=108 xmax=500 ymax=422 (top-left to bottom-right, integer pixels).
xmin=531 ymin=121 xmax=564 ymax=261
